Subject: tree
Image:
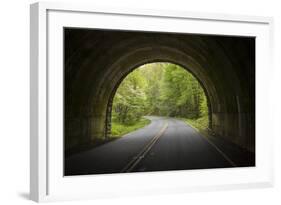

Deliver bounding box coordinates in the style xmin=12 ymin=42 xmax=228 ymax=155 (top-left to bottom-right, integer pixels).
xmin=112 ymin=62 xmax=208 ymax=125
xmin=112 ymin=69 xmax=147 ymax=124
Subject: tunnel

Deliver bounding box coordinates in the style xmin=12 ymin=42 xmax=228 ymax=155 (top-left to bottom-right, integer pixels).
xmin=64 ymin=28 xmax=255 ymax=153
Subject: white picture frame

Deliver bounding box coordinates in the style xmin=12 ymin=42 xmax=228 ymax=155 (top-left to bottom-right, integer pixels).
xmin=30 ymin=2 xmax=274 ymax=202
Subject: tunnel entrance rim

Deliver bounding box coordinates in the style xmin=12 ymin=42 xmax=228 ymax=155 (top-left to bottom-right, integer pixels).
xmin=105 ymin=60 xmax=213 ymax=139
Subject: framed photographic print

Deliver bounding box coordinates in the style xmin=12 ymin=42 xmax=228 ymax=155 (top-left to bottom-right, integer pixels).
xmin=30 ymin=2 xmax=274 ymax=202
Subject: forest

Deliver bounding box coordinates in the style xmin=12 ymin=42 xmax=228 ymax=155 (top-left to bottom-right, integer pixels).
xmin=111 ymin=63 xmax=209 ymax=137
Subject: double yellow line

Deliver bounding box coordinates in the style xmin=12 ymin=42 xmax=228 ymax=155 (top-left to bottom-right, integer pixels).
xmin=121 ymin=122 xmax=168 ymax=173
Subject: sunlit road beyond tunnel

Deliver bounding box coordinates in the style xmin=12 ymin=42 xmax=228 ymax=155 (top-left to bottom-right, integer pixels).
xmin=65 ymin=116 xmax=254 ymax=175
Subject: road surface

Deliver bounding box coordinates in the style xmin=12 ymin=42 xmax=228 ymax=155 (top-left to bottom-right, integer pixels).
xmin=65 ymin=116 xmax=253 ymax=176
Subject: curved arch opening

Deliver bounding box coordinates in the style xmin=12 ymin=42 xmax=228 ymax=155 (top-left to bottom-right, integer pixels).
xmin=64 ymin=28 xmax=256 ymax=176
xmin=108 ymin=62 xmax=211 ymax=138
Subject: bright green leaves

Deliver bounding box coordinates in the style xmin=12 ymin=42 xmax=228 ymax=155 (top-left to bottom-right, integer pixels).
xmin=112 ymin=68 xmax=147 ymax=124
xmin=111 ymin=62 xmax=208 ymax=126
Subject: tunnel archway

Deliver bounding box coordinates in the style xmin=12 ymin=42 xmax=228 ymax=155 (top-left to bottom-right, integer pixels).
xmin=106 ymin=61 xmax=212 ymax=139
xmin=64 ymin=29 xmax=255 ymax=153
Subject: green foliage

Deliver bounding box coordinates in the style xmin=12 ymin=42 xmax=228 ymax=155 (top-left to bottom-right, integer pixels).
xmin=184 ymin=115 xmax=209 ymax=131
xmin=112 ymin=69 xmax=147 ymax=124
xmin=111 ymin=62 xmax=209 ymax=134
xmin=111 ymin=117 xmax=151 ymax=137
xmin=159 ymin=63 xmax=207 ymax=118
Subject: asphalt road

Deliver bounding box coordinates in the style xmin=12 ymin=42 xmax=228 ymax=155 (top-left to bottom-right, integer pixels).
xmin=65 ymin=116 xmax=252 ymax=176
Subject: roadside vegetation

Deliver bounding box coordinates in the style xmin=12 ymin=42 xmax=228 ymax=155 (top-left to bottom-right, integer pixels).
xmin=111 ymin=62 xmax=209 ymax=137
xmin=111 ymin=117 xmax=150 ymax=138
xmin=182 ymin=115 xmax=209 ymax=131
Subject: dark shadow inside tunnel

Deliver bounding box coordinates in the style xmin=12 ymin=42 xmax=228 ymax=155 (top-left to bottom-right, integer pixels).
xmin=64 ymin=27 xmax=255 ymax=175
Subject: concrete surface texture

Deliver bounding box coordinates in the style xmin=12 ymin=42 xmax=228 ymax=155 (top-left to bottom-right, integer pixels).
xmin=64 ymin=29 xmax=255 ymax=153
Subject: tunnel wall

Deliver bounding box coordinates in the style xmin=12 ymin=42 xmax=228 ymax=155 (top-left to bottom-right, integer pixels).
xmin=64 ymin=28 xmax=255 ymax=152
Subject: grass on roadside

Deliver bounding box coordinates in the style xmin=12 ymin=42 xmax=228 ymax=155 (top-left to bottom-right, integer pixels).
xmin=111 ymin=117 xmax=151 ymax=138
xmin=182 ymin=115 xmax=209 ymax=132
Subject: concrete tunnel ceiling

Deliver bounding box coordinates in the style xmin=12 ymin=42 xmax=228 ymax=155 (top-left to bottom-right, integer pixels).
xmin=64 ymin=28 xmax=255 ymax=152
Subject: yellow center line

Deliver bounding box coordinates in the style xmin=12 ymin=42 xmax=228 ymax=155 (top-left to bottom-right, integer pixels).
xmin=120 ymin=122 xmax=168 ymax=173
